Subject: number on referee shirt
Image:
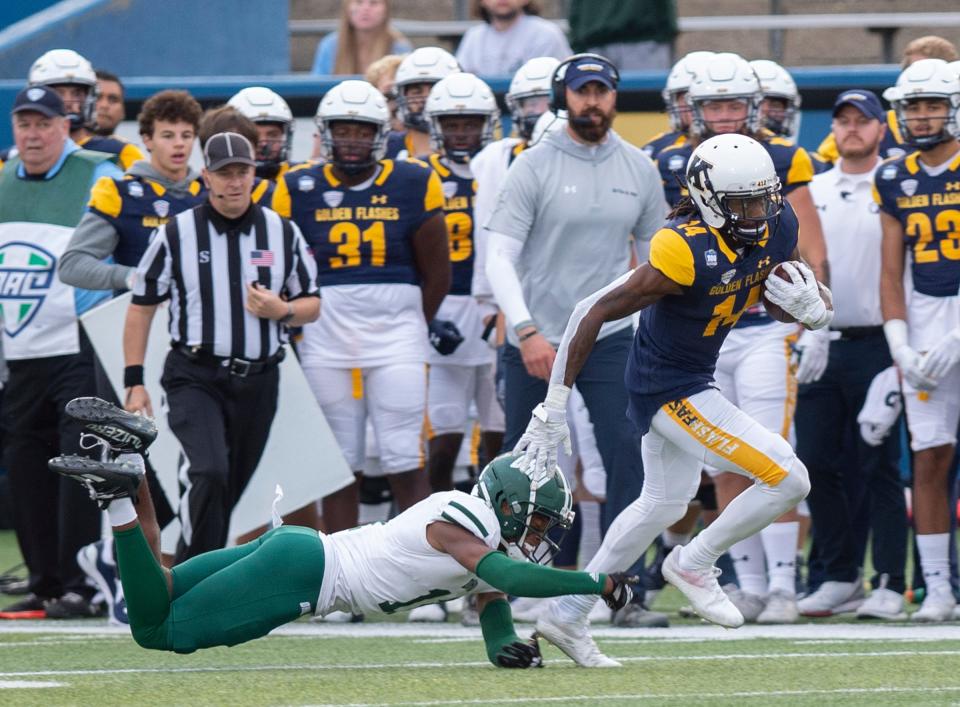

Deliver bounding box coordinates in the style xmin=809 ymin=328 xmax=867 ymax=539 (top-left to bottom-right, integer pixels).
xmin=329 ymin=221 xmax=386 ymax=268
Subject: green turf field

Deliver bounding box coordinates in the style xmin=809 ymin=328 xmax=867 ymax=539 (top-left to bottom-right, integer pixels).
xmin=2 ymin=622 xmax=960 ymax=706
xmin=2 ymin=531 xmax=959 ymax=706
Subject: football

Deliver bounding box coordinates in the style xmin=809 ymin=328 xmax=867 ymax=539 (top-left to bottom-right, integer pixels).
xmin=762 ymin=263 xmax=799 ymax=323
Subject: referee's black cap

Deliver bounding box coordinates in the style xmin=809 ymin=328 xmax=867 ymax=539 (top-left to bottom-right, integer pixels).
xmin=204 ymin=131 xmax=256 ymax=171
xmin=11 ymin=85 xmax=65 ymax=118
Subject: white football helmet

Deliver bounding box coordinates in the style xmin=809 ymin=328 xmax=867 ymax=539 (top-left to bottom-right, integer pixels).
xmin=883 ymin=58 xmax=960 ymax=149
xmin=394 ymin=47 xmax=460 ymax=131
xmin=687 ymin=53 xmax=763 ymax=139
xmin=750 ymin=59 xmax=802 ymax=140
xmin=686 ymin=134 xmax=783 ymax=244
xmin=229 ymin=87 xmax=295 ymax=166
xmin=662 ymin=51 xmax=716 ymax=132
xmin=425 ymin=73 xmax=500 ymax=162
xmin=28 ymin=49 xmax=97 ymax=128
xmin=506 ymin=57 xmax=560 ymax=140
xmin=316 ymin=80 xmax=390 ymax=174
xmin=949 ymin=60 xmax=960 ymax=78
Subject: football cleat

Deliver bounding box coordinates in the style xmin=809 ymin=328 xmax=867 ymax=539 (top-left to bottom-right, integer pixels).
xmin=535 ymin=606 xmax=621 ymax=668
xmin=65 ymin=397 xmax=157 ymax=454
xmin=48 ymin=455 xmax=143 ymax=509
xmin=661 ymin=547 xmax=744 ymax=628
xmin=910 ymin=585 xmax=956 ymax=623
xmin=77 ymin=539 xmax=128 ymax=626
xmin=723 ymin=584 xmax=766 ymax=623
xmin=756 ymin=589 xmax=799 ymax=624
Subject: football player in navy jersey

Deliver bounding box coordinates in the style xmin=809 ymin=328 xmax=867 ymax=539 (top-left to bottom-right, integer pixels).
xmin=642 ymin=51 xmax=714 ymax=160
xmin=272 ymin=81 xmax=450 ymax=535
xmin=422 ymin=72 xmax=505 ymax=494
xmin=516 ymin=134 xmax=829 ymax=666
xmin=28 ymin=49 xmax=144 ymax=170
xmin=385 ymin=47 xmax=460 ymax=160
xmin=877 ymin=58 xmax=960 ymax=623
xmin=654 ymin=53 xmax=827 ymax=622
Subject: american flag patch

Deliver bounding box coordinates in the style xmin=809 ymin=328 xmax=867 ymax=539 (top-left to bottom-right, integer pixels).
xmin=250 ymin=250 xmax=274 ymax=267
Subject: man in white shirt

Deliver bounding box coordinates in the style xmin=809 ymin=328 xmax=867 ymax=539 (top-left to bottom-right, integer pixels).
xmin=456 ymin=0 xmax=572 ymax=76
xmin=796 ymin=90 xmax=908 ymax=620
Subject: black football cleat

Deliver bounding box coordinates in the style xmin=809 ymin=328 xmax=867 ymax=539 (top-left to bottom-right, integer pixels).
xmin=65 ymin=397 xmax=157 ymax=454
xmin=48 ymin=455 xmax=143 ymax=509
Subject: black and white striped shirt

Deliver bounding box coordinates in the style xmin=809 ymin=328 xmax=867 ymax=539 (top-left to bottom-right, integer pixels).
xmin=132 ymin=201 xmax=319 ymax=360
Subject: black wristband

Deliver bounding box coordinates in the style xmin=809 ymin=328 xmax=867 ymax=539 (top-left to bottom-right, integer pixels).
xmin=518 ymin=328 xmax=538 ymax=342
xmin=124 ymin=365 xmax=144 ymax=388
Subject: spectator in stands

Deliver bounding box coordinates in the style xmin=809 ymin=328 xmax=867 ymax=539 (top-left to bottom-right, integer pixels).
xmin=456 ymin=0 xmax=572 ymax=76
xmin=365 ymin=54 xmax=406 ymax=132
xmin=485 ymin=54 xmax=668 ymax=626
xmin=796 ymin=90 xmax=908 ymax=620
xmin=902 ymin=35 xmax=958 ymax=67
xmin=312 ymin=0 xmax=412 ymax=76
xmin=568 ymin=0 xmax=676 ymax=71
xmin=93 ymin=70 xmax=126 ymax=137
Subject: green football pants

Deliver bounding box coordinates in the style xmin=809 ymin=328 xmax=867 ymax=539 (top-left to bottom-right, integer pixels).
xmin=114 ymin=524 xmax=325 ymax=653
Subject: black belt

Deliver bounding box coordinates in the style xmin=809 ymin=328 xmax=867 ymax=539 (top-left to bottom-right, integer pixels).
xmin=830 ymin=325 xmax=884 ymax=340
xmin=173 ymin=343 xmax=285 ymax=377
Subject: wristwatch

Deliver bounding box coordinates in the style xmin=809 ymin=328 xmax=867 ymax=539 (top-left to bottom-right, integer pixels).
xmin=279 ymin=302 xmax=295 ymax=324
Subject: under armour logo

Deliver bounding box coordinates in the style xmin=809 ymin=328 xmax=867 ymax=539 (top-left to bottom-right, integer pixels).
xmin=840 ymin=191 xmax=852 ymax=201
xmin=371 ymin=194 xmax=388 ymax=204
xmin=947 ymin=182 xmax=960 ymax=192
xmin=563 ymin=185 xmax=577 ymax=194
xmin=757 ymin=257 xmax=771 ymax=269
xmin=774 ymin=560 xmax=795 ymax=568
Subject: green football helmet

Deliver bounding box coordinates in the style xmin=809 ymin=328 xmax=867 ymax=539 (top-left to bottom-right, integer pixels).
xmin=474 ymin=453 xmax=575 ymax=564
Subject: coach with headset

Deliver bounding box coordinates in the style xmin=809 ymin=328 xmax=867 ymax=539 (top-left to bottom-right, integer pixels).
xmin=485 ymin=54 xmax=668 ymax=626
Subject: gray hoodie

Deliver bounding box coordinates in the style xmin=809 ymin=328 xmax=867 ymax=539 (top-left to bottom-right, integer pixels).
xmin=59 ymin=160 xmax=202 ymax=292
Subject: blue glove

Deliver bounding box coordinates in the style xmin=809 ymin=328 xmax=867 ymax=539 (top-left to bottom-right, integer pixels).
xmin=428 ymin=319 xmax=464 ymax=356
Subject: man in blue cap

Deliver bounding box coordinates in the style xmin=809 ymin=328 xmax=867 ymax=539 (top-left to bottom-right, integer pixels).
xmin=485 ymin=53 xmax=669 ymax=629
xmin=0 ymin=85 xmax=121 ymax=619
xmin=796 ymin=88 xmax=908 ymax=620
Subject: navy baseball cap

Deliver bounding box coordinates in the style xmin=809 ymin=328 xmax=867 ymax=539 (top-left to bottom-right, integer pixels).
xmin=832 ymin=90 xmax=885 ymax=121
xmin=563 ymin=56 xmax=619 ymax=91
xmin=11 ymin=85 xmax=65 ymax=118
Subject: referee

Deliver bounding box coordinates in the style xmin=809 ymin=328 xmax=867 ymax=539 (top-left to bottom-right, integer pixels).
xmin=123 ymin=132 xmax=320 ymax=562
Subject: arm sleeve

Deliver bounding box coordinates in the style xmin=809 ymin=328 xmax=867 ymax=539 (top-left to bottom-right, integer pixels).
xmin=479 ymin=598 xmax=520 ymax=666
xmin=485 ymin=231 xmax=534 ymax=331
xmin=131 ymin=226 xmax=172 ymax=305
xmin=60 ymin=211 xmax=129 ymax=291
xmin=475 ymin=551 xmax=606 ymax=598
xmin=284 ymin=220 xmax=320 ymax=299
xmin=549 ymin=268 xmax=636 ymax=388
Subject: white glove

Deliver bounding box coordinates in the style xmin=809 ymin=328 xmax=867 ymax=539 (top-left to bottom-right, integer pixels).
xmin=893 ymin=344 xmax=938 ymax=391
xmin=920 ymin=328 xmax=960 ymax=381
xmin=857 ymin=366 xmax=903 ymax=446
xmin=793 ymin=327 xmax=830 ymax=384
xmin=512 ymin=403 xmax=571 ymax=488
xmin=763 ymin=262 xmax=833 ymax=329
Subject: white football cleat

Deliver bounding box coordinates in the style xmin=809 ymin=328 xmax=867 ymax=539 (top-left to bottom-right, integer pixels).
xmin=757 ymin=589 xmax=799 ymax=624
xmin=662 ymin=547 xmax=744 ymax=628
xmin=722 ymin=584 xmax=766 ymax=623
xmin=798 ymin=580 xmax=863 ymax=617
xmin=535 ymin=605 xmax=621 ymax=668
xmin=509 ymin=597 xmax=546 ymax=623
xmin=910 ymin=585 xmax=957 ymax=623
